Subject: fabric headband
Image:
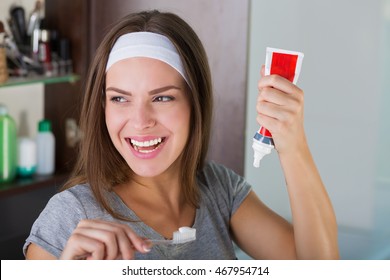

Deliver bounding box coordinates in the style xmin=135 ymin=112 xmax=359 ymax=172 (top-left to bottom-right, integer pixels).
xmin=106 ymin=32 xmax=190 ymax=86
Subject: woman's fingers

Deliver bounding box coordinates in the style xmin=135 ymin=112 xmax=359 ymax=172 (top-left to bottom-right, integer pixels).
xmin=60 ymin=231 xmax=106 ymax=260
xmin=123 ymin=226 xmax=152 ymax=254
xmin=60 ymin=219 xmax=150 ymax=260
xmin=260 ymin=65 xmax=265 ymax=77
xmin=257 ymin=89 xmax=301 ymax=116
xmin=255 ymin=73 xmax=306 ymax=154
xmin=257 ymin=74 xmax=304 ymax=124
xmin=258 ymin=74 xmax=303 ymax=97
xmin=257 ymin=88 xmax=303 ymax=124
xmin=87 ymin=219 xmax=151 ymax=257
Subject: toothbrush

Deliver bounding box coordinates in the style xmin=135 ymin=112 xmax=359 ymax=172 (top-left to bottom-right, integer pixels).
xmin=149 ymin=227 xmax=196 ymax=245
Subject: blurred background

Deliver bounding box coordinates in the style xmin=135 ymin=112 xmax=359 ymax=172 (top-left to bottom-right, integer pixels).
xmin=245 ymin=0 xmax=390 ymax=259
xmin=0 ymin=0 xmax=389 ymax=259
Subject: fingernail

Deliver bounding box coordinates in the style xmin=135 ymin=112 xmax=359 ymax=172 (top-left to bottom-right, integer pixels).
xmin=143 ymin=245 xmax=151 ymax=253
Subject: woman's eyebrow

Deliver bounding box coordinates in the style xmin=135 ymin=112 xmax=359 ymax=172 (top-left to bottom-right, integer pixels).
xmin=106 ymin=87 xmax=131 ymax=95
xmin=149 ymin=85 xmax=181 ymax=95
xmin=105 ymin=85 xmax=181 ymax=96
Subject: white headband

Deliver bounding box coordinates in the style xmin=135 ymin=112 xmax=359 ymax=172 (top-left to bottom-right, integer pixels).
xmin=106 ymin=32 xmax=190 ymax=86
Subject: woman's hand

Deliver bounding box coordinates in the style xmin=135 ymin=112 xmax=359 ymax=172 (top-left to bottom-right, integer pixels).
xmin=256 ymin=65 xmax=307 ymax=155
xmin=60 ymin=219 xmax=151 ymax=260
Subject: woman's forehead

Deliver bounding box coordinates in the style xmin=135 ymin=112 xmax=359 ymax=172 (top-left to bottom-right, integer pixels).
xmin=106 ymin=57 xmax=184 ymax=86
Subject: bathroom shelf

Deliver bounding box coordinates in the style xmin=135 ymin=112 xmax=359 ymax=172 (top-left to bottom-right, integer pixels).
xmin=0 ymin=74 xmax=80 ymax=89
xmin=0 ymin=173 xmax=69 ymax=198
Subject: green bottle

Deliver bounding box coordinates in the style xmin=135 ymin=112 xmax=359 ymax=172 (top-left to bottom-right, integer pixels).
xmin=0 ymin=104 xmax=17 ymax=183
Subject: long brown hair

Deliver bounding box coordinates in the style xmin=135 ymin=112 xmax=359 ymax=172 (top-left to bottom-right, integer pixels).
xmin=63 ymin=10 xmax=213 ymax=220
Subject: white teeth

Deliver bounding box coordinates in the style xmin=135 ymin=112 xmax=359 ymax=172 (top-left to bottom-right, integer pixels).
xmin=135 ymin=147 xmax=155 ymax=154
xmin=130 ymin=137 xmax=162 ymax=148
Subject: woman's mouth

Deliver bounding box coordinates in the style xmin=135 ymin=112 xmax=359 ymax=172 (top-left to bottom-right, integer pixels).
xmin=128 ymin=137 xmax=165 ymax=154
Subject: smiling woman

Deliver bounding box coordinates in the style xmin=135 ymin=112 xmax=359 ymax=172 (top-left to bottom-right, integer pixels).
xmin=23 ymin=10 xmax=339 ymax=260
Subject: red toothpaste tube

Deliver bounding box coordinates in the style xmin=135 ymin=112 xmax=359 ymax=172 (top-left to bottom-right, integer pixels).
xmin=252 ymin=47 xmax=304 ymax=167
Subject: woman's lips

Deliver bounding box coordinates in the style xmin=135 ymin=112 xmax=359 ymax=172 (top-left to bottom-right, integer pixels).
xmin=126 ymin=137 xmax=166 ymax=158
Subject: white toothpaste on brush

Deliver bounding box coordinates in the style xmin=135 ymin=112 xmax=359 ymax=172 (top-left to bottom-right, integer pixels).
xmin=253 ymin=47 xmax=304 ymax=168
xmin=149 ymin=227 xmax=196 ymax=245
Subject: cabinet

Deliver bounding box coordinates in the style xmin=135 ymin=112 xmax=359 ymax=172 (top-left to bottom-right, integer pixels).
xmin=0 ymin=0 xmax=89 ymax=259
xmin=0 ymin=174 xmax=68 ymax=259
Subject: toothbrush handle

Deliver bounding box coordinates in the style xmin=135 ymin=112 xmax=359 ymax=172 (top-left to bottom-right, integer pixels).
xmin=149 ymin=239 xmax=173 ymax=245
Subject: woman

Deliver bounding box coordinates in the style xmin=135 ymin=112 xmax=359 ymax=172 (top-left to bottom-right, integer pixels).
xmin=24 ymin=10 xmax=339 ymax=260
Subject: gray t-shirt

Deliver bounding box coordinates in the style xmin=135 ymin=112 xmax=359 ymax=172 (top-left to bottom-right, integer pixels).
xmin=23 ymin=161 xmax=251 ymax=259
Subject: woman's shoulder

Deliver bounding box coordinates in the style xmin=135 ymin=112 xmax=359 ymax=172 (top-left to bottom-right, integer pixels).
xmin=23 ymin=184 xmax=94 ymax=258
xmin=198 ymin=161 xmax=243 ymax=182
xmin=197 ymin=161 xmax=250 ymax=193
xmin=51 ymin=184 xmax=92 ymax=204
xmin=48 ymin=183 xmax=102 ymax=215
xmin=59 ymin=183 xmax=93 ymax=198
xmin=197 ymin=161 xmax=252 ymax=216
xmin=48 ymin=184 xmax=108 ymax=221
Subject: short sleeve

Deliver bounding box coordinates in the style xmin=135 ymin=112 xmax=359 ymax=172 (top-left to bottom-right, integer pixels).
xmin=230 ymin=172 xmax=252 ymax=215
xmin=198 ymin=162 xmax=252 ymax=217
xmin=23 ymin=190 xmax=87 ymax=258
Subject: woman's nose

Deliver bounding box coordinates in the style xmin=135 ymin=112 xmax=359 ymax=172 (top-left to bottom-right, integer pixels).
xmin=131 ymin=103 xmax=156 ymax=130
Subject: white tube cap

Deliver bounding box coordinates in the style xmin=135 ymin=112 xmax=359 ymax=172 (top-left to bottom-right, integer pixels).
xmin=252 ymin=139 xmax=274 ymax=168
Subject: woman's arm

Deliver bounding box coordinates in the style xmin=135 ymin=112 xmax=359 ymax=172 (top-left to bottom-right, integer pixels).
xmin=231 ymin=68 xmax=339 ymax=259
xmin=277 ymin=139 xmax=339 ymax=259
xmin=231 ymin=191 xmax=297 ymax=259
xmin=26 ymin=243 xmax=57 ymax=260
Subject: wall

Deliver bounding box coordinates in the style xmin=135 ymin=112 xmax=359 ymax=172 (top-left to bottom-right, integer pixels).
xmin=0 ymin=0 xmax=44 ymax=138
xmin=245 ymin=0 xmax=390 ymax=259
xmin=372 ymin=0 xmax=390 ymax=258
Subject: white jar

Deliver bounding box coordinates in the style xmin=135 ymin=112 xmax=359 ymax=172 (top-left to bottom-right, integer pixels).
xmin=36 ymin=119 xmax=55 ymax=175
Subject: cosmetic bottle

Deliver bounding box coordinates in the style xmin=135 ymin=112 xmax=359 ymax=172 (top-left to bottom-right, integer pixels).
xmin=59 ymin=38 xmax=72 ymax=75
xmin=17 ymin=137 xmax=37 ymax=177
xmin=36 ymin=119 xmax=55 ymax=176
xmin=49 ymin=30 xmax=59 ymax=76
xmin=28 ymin=0 xmax=44 ymax=61
xmin=27 ymin=0 xmax=43 ymax=37
xmin=39 ymin=29 xmax=53 ymax=76
xmin=0 ymin=104 xmax=17 ymax=183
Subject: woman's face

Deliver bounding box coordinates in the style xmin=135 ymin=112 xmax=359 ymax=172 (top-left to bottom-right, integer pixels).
xmin=105 ymin=57 xmax=191 ymax=178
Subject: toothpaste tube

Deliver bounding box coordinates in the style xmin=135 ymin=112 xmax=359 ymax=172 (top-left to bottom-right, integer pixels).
xmin=253 ymin=47 xmax=304 ymax=168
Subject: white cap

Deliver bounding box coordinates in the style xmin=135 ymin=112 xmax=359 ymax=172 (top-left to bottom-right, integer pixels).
xmin=252 ymin=139 xmax=274 ymax=168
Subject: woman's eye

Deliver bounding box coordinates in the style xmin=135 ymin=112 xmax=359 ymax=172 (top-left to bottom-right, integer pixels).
xmin=110 ymin=96 xmax=127 ymax=103
xmin=153 ymin=96 xmax=174 ymax=102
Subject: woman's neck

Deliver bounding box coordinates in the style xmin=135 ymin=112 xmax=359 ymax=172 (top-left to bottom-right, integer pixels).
xmin=113 ymin=167 xmax=195 ymax=238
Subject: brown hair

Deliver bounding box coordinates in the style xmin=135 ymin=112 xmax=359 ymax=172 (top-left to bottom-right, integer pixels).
xmin=63 ymin=10 xmax=213 ymax=220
